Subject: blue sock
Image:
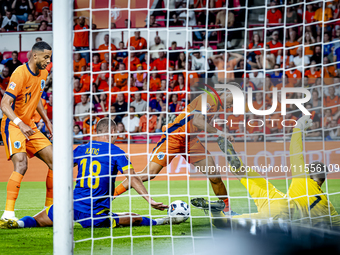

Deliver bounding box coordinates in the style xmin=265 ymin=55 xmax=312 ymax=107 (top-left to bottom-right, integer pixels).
xmin=139 ymin=217 xmax=157 ymax=226
xmin=19 ymin=216 xmax=37 ymax=228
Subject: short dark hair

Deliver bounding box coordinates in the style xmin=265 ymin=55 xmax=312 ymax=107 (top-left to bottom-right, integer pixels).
xmin=92 ymin=53 xmax=100 ymax=58
xmin=40 ymin=20 xmax=48 ymax=25
xmin=32 ymin=41 xmax=52 ymax=52
xmin=12 ymin=51 xmax=18 ymax=55
xmin=130 ymin=105 xmax=136 ymax=111
xmin=97 ymin=118 xmax=116 ymax=134
xmin=309 ymin=161 xmax=328 ymax=183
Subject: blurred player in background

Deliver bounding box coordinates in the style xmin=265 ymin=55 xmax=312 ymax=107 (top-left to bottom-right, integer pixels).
xmin=115 ymin=82 xmax=242 ymax=215
xmin=0 ymin=42 xmax=53 ymax=221
xmin=0 ymin=118 xmax=172 ymax=229
xmin=191 ymin=116 xmax=340 ymax=230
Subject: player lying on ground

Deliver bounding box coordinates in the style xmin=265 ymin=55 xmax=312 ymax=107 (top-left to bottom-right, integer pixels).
xmin=1 ymin=42 xmax=54 ymax=221
xmin=114 ymin=82 xmax=242 ymax=215
xmin=191 ymin=115 xmax=340 ymax=230
xmin=0 ymin=118 xmax=175 ymax=229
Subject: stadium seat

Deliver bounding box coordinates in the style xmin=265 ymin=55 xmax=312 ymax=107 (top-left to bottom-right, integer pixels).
xmin=156 ymin=16 xmax=165 ymax=27
xmin=150 ymin=135 xmax=162 ymax=143
xmin=2 ymin=51 xmax=12 ymax=60
xmin=130 ymin=135 xmax=147 ymax=143
xmin=19 ymin=51 xmax=29 ymax=63
xmin=75 ymin=121 xmax=83 ymax=130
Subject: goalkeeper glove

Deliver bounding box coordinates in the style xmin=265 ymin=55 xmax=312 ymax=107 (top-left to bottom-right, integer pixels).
xmin=295 ymin=115 xmax=313 ymax=131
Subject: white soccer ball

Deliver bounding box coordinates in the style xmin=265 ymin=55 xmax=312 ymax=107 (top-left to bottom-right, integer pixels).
xmin=167 ymin=200 xmax=190 ymax=223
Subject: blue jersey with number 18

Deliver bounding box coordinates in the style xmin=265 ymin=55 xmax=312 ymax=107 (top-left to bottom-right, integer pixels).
xmin=73 ymin=141 xmax=132 ymax=215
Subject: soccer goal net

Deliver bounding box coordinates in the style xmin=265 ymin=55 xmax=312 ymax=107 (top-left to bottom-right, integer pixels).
xmin=57 ymin=0 xmax=340 ymax=253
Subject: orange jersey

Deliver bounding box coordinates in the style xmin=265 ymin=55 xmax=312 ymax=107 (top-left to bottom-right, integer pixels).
xmin=248 ymin=42 xmax=264 ymax=55
xmin=34 ymin=1 xmax=49 ymax=13
xmin=114 ymin=73 xmax=128 ymax=89
xmin=73 ymin=24 xmax=89 ymax=47
xmin=193 ymin=0 xmax=206 ymax=8
xmin=314 ymin=7 xmax=332 ymax=24
xmin=126 ymin=36 xmax=147 ymax=50
xmin=97 ymin=43 xmax=117 ymax=61
xmin=80 ymin=73 xmax=92 ymax=92
xmin=324 ymin=66 xmax=337 ymax=85
xmin=324 ymin=95 xmax=340 ymax=115
xmin=286 ymin=69 xmax=302 ymax=85
xmin=227 ymin=115 xmax=245 ymax=131
xmin=267 ymin=41 xmax=283 ymax=55
xmin=1 ymin=76 xmax=10 ymax=91
xmin=183 ymin=72 xmax=199 ymax=86
xmin=165 ymin=93 xmax=221 ymax=136
xmin=150 ymin=77 xmax=161 ymax=91
xmin=83 ymin=116 xmax=101 ymax=134
xmin=32 ymin=92 xmax=48 ymax=123
xmin=73 ymin=58 xmax=86 ymax=75
xmin=2 ymin=63 xmax=48 ymax=128
xmin=285 ymin=41 xmax=299 ymax=56
xmin=267 ymin=9 xmax=282 ymax=24
xmin=305 ymin=70 xmax=321 ymax=84
xmin=139 ymin=114 xmax=158 ymax=133
xmin=152 ymin=58 xmax=170 ymax=71
xmin=123 ymin=56 xmax=140 ymax=71
xmin=111 ymin=86 xmax=120 ymax=104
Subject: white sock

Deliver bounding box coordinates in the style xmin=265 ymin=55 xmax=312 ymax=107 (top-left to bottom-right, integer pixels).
xmin=2 ymin=210 xmax=15 ymax=218
xmin=17 ymin=220 xmax=24 ymax=228
xmin=155 ymin=218 xmax=168 ymax=225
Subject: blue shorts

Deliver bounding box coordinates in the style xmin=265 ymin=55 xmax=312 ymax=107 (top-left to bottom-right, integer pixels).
xmin=46 ymin=205 xmax=120 ymax=228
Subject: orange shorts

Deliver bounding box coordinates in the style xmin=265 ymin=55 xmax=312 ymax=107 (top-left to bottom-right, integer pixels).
xmin=150 ymin=133 xmax=210 ymax=167
xmin=1 ymin=120 xmax=52 ymax=160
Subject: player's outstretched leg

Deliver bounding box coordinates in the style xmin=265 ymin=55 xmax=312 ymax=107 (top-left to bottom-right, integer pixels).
xmin=194 ymin=156 xmax=239 ymax=216
xmin=1 ymin=153 xmax=28 ymax=221
xmin=100 ymin=213 xmax=182 ymax=227
xmin=217 ymin=137 xmax=241 ymax=170
xmin=0 ymin=208 xmax=53 ymax=229
xmin=190 ymin=197 xmax=230 ymax=229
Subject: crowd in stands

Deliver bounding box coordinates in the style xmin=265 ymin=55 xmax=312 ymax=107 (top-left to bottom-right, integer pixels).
xmin=0 ymin=0 xmax=52 ymax=31
xmin=0 ymin=0 xmax=340 ymax=143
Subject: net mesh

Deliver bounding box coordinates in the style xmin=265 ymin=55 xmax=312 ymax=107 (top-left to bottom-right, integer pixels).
xmin=71 ymin=0 xmax=340 ymax=253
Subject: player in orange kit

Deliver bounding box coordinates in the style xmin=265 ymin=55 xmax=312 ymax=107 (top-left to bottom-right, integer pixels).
xmin=114 ymin=82 xmax=242 ymax=215
xmin=0 ymin=42 xmax=53 ymax=221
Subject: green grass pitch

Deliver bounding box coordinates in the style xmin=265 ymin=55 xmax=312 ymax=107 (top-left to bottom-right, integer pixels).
xmin=1 ymin=179 xmax=340 ymax=255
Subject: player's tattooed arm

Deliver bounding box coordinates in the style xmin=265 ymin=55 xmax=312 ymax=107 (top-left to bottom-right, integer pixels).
xmin=123 ymin=167 xmax=168 ymax=211
xmin=192 ymin=112 xmax=225 ymax=134
xmin=192 ymin=113 xmax=234 ymax=141
xmin=0 ymin=93 xmax=35 ymax=140
xmin=37 ymin=98 xmax=53 ymax=138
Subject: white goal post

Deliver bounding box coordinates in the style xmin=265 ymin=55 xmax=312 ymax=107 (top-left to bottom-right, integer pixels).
xmin=52 ymin=0 xmax=74 ymax=254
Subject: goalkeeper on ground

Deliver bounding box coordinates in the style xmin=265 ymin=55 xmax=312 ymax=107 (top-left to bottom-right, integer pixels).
xmin=191 ymin=115 xmax=340 ymax=230
xmin=0 ymin=118 xmax=175 ymax=229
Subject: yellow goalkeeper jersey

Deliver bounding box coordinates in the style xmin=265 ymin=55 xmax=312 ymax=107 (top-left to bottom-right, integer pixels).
xmin=288 ymin=128 xmax=340 ymax=228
